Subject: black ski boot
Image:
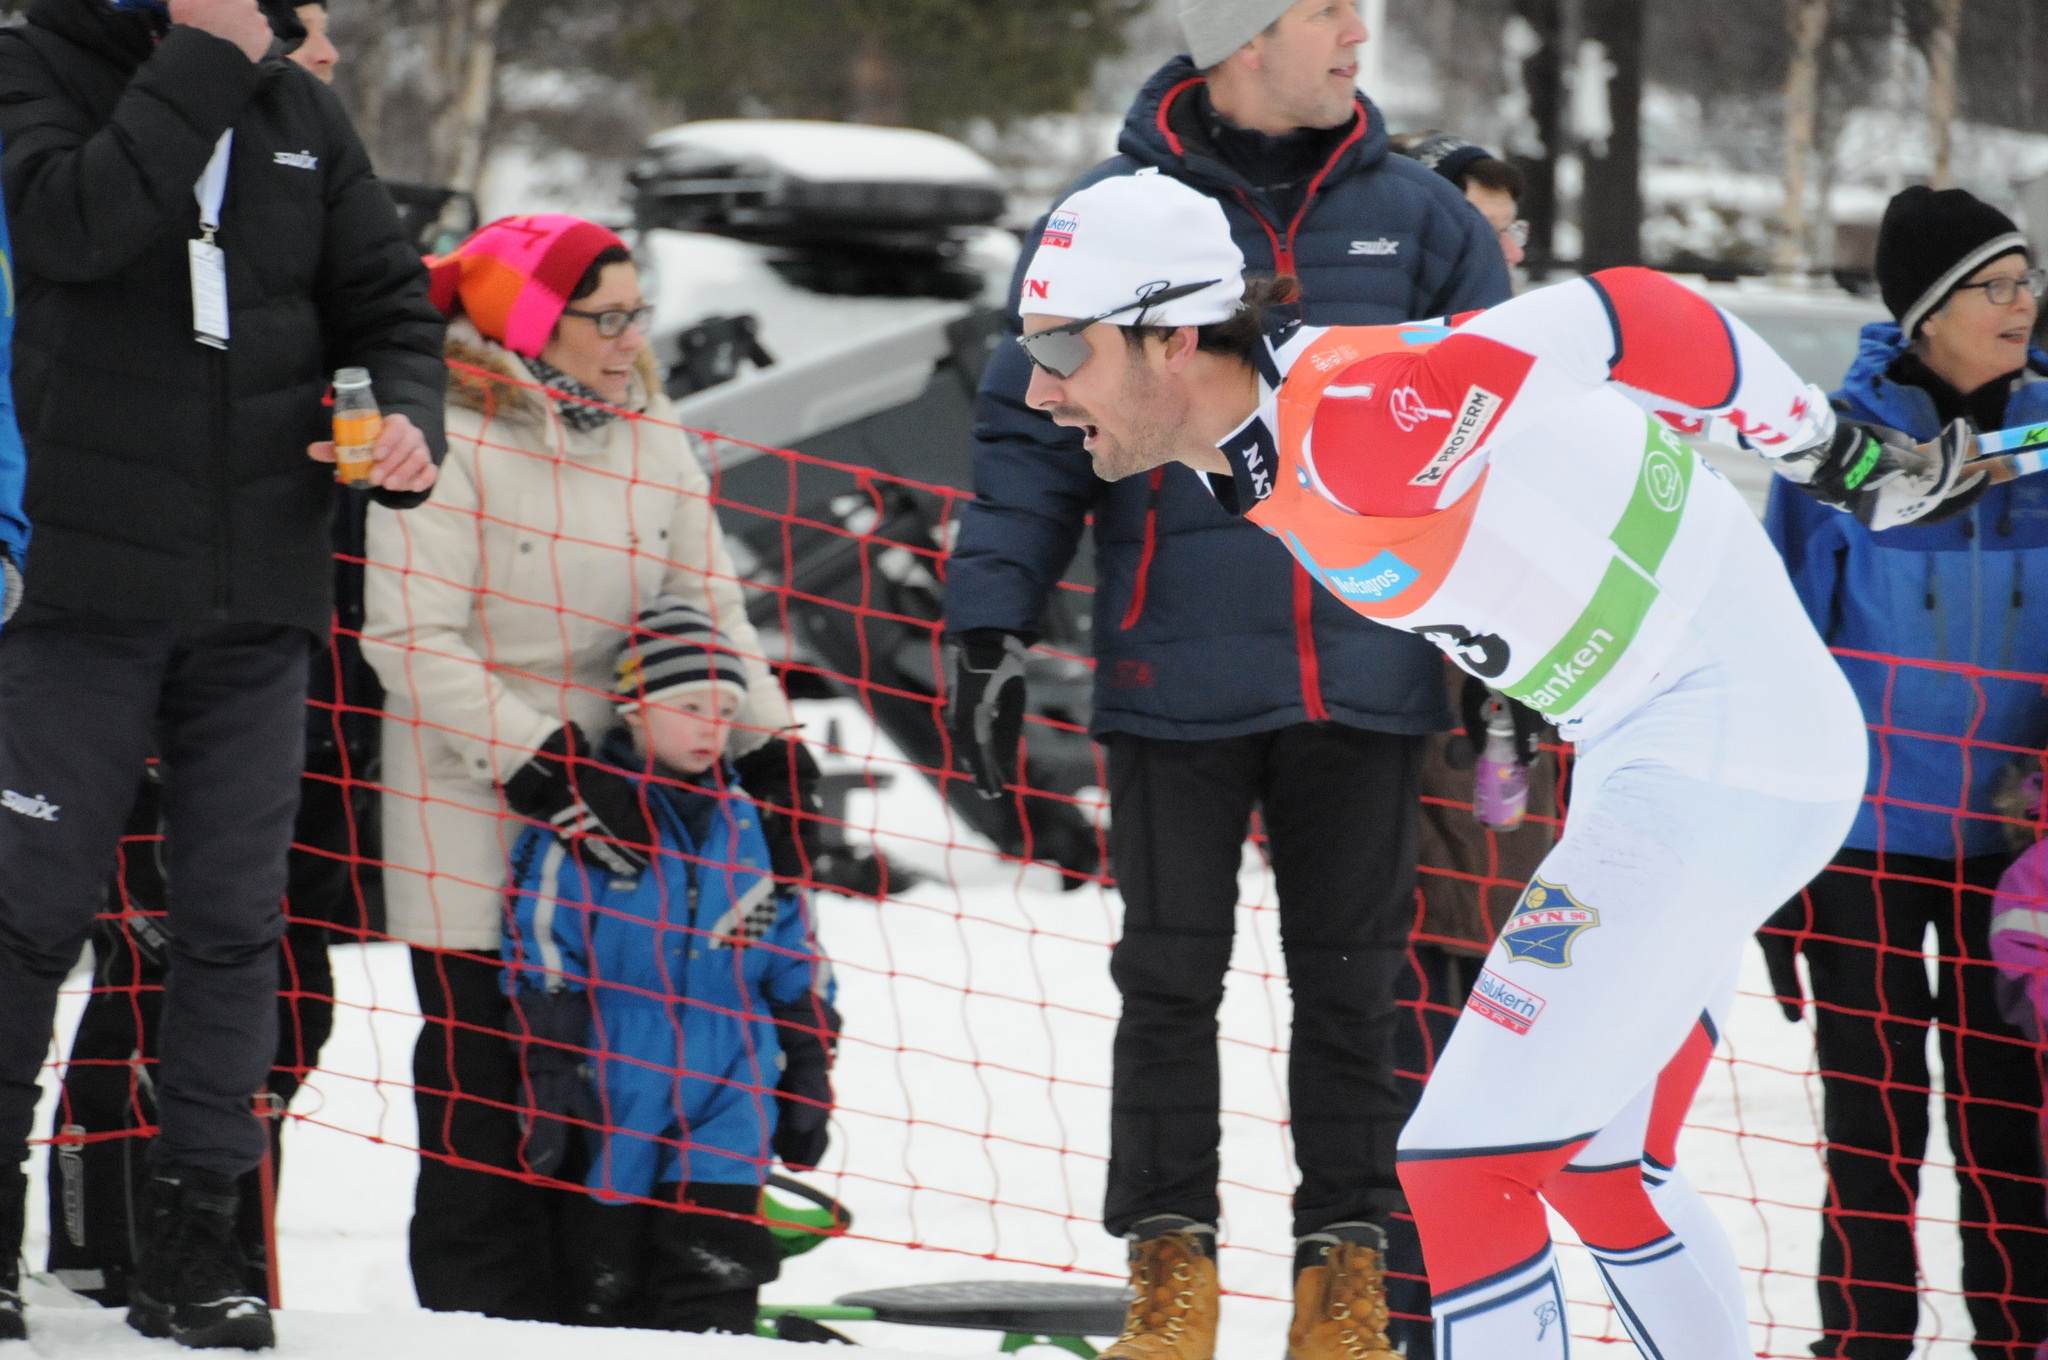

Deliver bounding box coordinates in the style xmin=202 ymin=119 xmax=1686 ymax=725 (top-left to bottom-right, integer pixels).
xmin=0 ymin=1164 xmax=25 ymax=1341
xmin=127 ymin=1170 xmax=274 ymax=1350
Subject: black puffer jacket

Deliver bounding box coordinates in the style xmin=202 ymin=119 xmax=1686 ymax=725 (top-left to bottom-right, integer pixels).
xmin=0 ymin=0 xmax=445 ymax=634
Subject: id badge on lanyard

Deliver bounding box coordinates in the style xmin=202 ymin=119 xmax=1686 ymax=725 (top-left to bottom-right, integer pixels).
xmin=191 ymin=130 xmax=232 ymax=349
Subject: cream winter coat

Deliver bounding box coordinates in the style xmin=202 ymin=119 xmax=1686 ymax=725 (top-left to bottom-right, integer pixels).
xmin=362 ymin=318 xmax=795 ymax=950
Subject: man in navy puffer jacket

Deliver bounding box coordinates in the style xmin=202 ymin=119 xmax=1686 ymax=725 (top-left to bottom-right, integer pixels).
xmin=943 ymin=2 xmax=1508 ymax=1354
xmin=1761 ymin=186 xmax=2048 ymax=1359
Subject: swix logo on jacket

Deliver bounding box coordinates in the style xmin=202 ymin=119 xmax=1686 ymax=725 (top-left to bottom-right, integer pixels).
xmin=1207 ymin=268 xmax=1832 ymax=732
xmin=1 ymin=789 xmax=57 ymax=822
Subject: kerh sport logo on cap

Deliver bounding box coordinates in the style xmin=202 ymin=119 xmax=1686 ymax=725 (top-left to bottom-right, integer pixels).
xmin=1042 ymin=209 xmax=1080 ymax=250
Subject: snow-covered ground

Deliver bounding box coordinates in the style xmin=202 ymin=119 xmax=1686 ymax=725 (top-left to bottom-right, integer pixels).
xmin=16 ymin=697 xmax=1991 ymax=1357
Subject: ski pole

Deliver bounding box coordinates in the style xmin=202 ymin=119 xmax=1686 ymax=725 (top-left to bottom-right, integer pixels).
xmin=1962 ymin=419 xmax=2048 ymax=483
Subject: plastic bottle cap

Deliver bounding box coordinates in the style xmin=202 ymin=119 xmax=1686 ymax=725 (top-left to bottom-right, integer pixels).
xmin=335 ymin=366 xmax=372 ymax=388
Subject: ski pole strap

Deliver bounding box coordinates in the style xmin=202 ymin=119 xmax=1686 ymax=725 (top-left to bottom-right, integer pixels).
xmin=1963 ymin=419 xmax=2048 ymax=484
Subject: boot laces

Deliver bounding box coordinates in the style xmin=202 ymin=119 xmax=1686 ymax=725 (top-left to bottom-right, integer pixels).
xmin=1117 ymin=1235 xmax=1201 ymax=1346
xmin=1318 ymin=1242 xmax=1392 ymax=1358
xmin=177 ymin=1186 xmax=255 ymax=1303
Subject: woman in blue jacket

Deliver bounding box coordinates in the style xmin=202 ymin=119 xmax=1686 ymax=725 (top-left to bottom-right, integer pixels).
xmin=1762 ymin=186 xmax=2048 ymax=1358
xmin=501 ymin=598 xmax=838 ymax=1333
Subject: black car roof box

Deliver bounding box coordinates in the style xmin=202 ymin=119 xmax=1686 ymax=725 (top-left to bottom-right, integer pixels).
xmin=630 ymin=120 xmax=1005 ymax=244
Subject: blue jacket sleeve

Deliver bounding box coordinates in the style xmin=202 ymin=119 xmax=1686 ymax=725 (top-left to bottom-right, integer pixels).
xmin=500 ymin=831 xmax=593 ymax=994
xmin=0 ymin=185 xmax=27 ymax=565
xmin=759 ymin=891 xmax=830 ymax=1011
xmin=1763 ymin=477 xmax=1845 ymax=642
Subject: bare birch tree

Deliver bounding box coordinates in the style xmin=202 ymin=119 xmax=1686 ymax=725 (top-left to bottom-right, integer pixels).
xmin=1777 ymin=0 xmax=1831 ymax=273
xmin=1925 ymin=0 xmax=1962 ymax=187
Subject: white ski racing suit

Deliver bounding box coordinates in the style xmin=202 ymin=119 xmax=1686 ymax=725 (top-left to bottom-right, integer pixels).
xmin=1204 ymin=267 xmax=1868 ymax=1357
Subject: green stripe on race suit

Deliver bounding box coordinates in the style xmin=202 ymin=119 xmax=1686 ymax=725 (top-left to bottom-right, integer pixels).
xmin=1506 ymin=422 xmax=1694 ymax=717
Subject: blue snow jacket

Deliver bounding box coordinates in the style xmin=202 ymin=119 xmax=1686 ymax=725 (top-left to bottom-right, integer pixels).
xmin=1766 ymin=321 xmax=2048 ymax=859
xmin=944 ymin=58 xmax=1512 ymax=740
xmin=501 ymin=738 xmax=832 ymax=1198
xmin=0 ymin=180 xmax=30 ymax=579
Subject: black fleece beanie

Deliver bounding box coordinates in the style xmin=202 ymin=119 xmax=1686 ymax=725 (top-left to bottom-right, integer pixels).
xmin=1875 ymin=185 xmax=2029 ymax=338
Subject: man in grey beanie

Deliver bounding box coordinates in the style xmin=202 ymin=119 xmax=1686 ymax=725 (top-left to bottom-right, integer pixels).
xmin=944 ymin=2 xmax=1509 ymax=1358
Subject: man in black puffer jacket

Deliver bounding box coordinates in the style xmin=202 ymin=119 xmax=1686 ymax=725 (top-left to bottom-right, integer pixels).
xmin=944 ymin=2 xmax=1508 ymax=1355
xmin=0 ymin=0 xmax=444 ymax=1347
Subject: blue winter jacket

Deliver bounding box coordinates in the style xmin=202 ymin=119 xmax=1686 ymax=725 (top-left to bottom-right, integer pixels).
xmin=1765 ymin=322 xmax=2048 ymax=859
xmin=0 ymin=182 xmax=30 ymax=574
xmin=501 ymin=742 xmax=832 ymax=1198
xmin=944 ymin=59 xmax=1512 ymax=740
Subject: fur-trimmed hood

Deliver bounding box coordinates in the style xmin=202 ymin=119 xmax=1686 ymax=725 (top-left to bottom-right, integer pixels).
xmin=442 ymin=316 xmax=664 ymax=432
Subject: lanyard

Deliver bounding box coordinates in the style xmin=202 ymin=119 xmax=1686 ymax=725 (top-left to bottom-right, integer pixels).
xmin=190 ymin=130 xmax=232 ymax=347
xmin=195 ymin=130 xmax=232 ymax=242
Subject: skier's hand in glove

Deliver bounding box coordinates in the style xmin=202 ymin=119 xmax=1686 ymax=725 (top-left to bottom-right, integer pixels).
xmin=1777 ymin=416 xmax=1986 ymax=531
xmin=732 ymin=737 xmax=823 ymax=881
xmin=1755 ymin=899 xmax=1811 ymax=1023
xmin=502 ymin=723 xmax=653 ymax=878
xmin=770 ymin=993 xmax=841 ymax=1170
xmin=947 ymin=629 xmax=1030 ymax=800
xmin=506 ymin=988 xmax=600 ymax=1178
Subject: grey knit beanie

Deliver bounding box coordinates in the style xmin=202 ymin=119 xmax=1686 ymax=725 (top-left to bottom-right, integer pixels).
xmin=1180 ymin=0 xmax=1296 ymax=68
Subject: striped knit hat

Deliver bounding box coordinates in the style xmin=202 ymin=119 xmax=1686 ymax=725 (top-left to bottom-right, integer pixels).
xmin=427 ymin=214 xmax=628 ymax=359
xmin=614 ymin=596 xmax=751 ymax=711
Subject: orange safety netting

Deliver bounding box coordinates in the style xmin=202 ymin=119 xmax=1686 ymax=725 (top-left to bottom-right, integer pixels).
xmin=33 ymin=367 xmax=2048 ymax=1356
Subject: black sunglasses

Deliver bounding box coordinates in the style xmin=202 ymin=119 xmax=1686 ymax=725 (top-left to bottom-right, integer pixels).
xmin=560 ymin=304 xmax=655 ymax=339
xmin=1016 ymin=279 xmax=1224 ymax=378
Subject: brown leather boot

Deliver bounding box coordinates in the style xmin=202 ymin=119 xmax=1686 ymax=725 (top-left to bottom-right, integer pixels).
xmin=1100 ymin=1215 xmax=1219 ymax=1360
xmin=1286 ymin=1223 xmax=1399 ymax=1360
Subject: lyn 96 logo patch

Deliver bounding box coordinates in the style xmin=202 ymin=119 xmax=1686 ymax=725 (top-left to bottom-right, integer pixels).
xmin=1500 ymin=879 xmax=1599 ymax=968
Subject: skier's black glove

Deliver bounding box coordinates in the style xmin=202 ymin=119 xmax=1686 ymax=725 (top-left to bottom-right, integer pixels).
xmin=502 ymin=723 xmax=653 ymax=877
xmin=770 ymin=994 xmax=841 ymax=1170
xmin=1782 ymin=417 xmax=1986 ymax=531
xmin=947 ymin=629 xmax=1030 ymax=800
xmin=507 ymin=988 xmax=600 ymax=1178
xmin=1755 ymin=899 xmax=1810 ymax=1023
xmin=1458 ymin=674 xmax=1546 ymax=766
xmin=733 ymin=737 xmax=823 ymax=881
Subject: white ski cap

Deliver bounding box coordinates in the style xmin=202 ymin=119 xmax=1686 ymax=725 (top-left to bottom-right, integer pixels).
xmin=1021 ymin=170 xmax=1247 ymax=328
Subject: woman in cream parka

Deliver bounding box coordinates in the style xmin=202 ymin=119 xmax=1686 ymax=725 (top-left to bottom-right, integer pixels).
xmin=360 ymin=214 xmax=799 ymax=1320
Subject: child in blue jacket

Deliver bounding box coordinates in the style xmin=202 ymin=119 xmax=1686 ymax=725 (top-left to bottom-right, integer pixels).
xmin=501 ymin=596 xmax=837 ymax=1332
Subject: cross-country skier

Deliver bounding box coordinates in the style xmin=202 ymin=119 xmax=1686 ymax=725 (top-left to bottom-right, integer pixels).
xmin=1012 ymin=170 xmax=1987 ymax=1358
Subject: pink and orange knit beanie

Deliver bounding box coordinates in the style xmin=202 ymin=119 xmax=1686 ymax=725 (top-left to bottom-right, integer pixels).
xmin=427 ymin=214 xmax=629 ymax=359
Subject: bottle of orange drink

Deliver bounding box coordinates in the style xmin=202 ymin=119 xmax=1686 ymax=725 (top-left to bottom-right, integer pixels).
xmin=332 ymin=367 xmax=381 ymax=487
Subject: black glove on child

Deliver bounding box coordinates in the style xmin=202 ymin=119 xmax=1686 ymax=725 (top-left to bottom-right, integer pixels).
xmin=502 ymin=723 xmax=654 ymax=877
xmin=947 ymin=629 xmax=1029 ymax=800
xmin=769 ymin=994 xmax=842 ymax=1170
xmin=732 ymin=737 xmax=824 ymax=881
xmin=507 ymin=988 xmax=601 ymax=1178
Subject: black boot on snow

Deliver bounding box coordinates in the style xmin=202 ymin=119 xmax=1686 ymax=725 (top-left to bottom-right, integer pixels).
xmin=127 ymin=1171 xmax=274 ymax=1350
xmin=0 ymin=1164 xmax=26 ymax=1341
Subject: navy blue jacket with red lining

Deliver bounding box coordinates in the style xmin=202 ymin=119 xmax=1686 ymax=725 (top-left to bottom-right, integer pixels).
xmin=944 ymin=58 xmax=1512 ymax=740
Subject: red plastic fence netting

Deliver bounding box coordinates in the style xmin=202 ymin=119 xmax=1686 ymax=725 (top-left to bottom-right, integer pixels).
xmin=26 ymin=368 xmax=2048 ymax=1356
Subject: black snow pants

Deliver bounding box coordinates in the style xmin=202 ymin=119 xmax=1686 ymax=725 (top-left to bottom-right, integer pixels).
xmin=409 ymin=947 xmax=577 ymax=1323
xmin=41 ymin=735 xmax=373 ymax=1304
xmin=1791 ymin=848 xmax=2048 ymax=1359
xmin=0 ymin=615 xmax=308 ymax=1185
xmin=1101 ymin=723 xmax=1422 ymax=1240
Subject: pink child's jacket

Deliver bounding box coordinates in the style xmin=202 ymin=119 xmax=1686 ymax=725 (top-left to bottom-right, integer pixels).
xmin=1989 ymin=838 xmax=2048 ymax=1044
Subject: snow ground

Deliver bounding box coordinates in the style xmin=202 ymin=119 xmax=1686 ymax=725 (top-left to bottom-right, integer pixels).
xmin=16 ymin=696 xmax=1991 ymax=1358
